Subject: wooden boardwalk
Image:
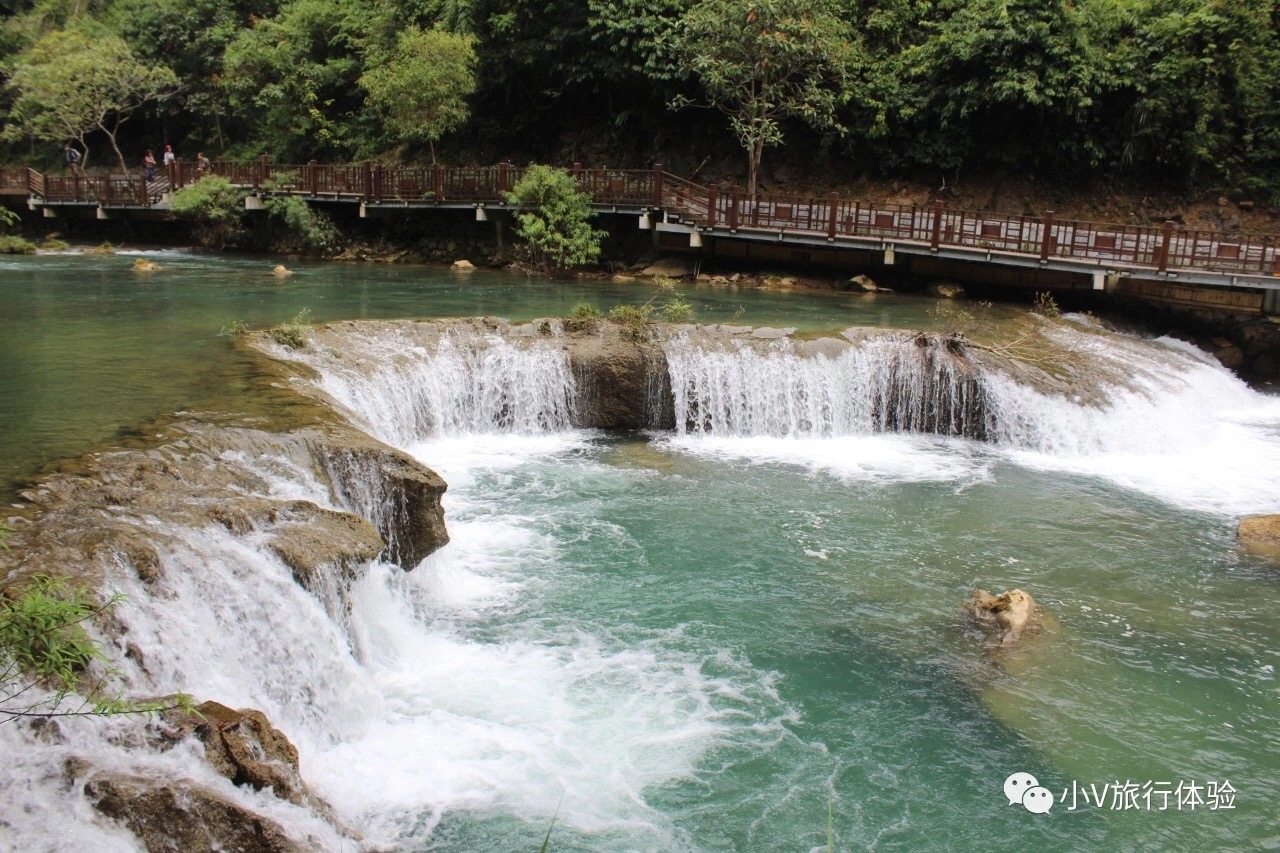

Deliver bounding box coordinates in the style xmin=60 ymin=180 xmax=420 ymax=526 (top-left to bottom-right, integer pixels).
xmin=4 ymin=160 xmax=1279 ymax=308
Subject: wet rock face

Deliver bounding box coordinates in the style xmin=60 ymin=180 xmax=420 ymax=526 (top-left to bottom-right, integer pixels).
xmin=568 ymin=329 xmax=668 ymax=430
xmin=315 ymin=441 xmax=449 ymax=570
xmin=164 ymin=701 xmax=307 ymax=804
xmin=82 ymin=772 xmax=311 ymax=853
xmin=964 ymin=588 xmax=1041 ymax=645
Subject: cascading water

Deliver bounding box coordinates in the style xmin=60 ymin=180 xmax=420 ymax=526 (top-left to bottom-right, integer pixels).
xmin=6 ymin=315 xmax=1280 ymax=852
xmin=279 ymin=329 xmax=576 ymax=446
xmin=664 ymin=334 xmax=989 ymax=439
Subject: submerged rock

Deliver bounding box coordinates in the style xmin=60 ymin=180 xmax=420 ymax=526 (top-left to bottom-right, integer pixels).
xmin=132 ymin=258 xmax=161 ymax=272
xmin=272 ymin=264 xmax=293 ymax=277
xmin=964 ymin=588 xmax=1041 ymax=645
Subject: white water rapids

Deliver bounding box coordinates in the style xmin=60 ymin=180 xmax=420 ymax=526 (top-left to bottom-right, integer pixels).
xmin=3 ymin=320 xmax=1279 ymax=850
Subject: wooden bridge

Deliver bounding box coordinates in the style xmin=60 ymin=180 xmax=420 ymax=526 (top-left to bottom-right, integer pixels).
xmin=4 ymin=159 xmax=1278 ymax=314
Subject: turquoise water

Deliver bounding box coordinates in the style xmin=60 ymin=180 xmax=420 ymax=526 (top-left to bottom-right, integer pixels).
xmin=0 ymin=251 xmax=935 ymax=496
xmin=1 ymin=252 xmax=1277 ymax=851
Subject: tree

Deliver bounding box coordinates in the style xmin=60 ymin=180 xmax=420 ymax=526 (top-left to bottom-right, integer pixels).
xmin=503 ymin=165 xmax=606 ymax=273
xmin=4 ymin=27 xmax=179 ymax=175
xmin=358 ymin=26 xmax=477 ymax=163
xmin=666 ymin=0 xmax=857 ymax=200
xmin=170 ymin=176 xmax=247 ymax=248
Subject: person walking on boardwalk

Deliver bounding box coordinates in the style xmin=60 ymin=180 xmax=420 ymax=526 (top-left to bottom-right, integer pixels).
xmin=143 ymin=148 xmax=156 ymax=180
xmin=64 ymin=142 xmax=82 ymax=176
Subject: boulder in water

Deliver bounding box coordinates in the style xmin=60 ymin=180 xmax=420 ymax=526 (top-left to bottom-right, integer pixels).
xmin=451 ymin=259 xmax=476 ymax=272
xmin=848 ymin=274 xmax=879 ymax=292
xmin=272 ymin=264 xmax=293 ymax=277
xmin=928 ymin=281 xmax=966 ymax=299
xmin=1238 ymin=514 xmax=1280 ymax=559
xmin=964 ymin=588 xmax=1041 ymax=645
xmin=132 ymin=258 xmax=161 ymax=272
xmin=162 ymin=701 xmax=308 ymax=804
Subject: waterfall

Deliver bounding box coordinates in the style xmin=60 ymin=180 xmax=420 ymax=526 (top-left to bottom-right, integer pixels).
xmin=664 ymin=334 xmax=989 ymax=439
xmin=287 ymin=330 xmax=577 ymax=447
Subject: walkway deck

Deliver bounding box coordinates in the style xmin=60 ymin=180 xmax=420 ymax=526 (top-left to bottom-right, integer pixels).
xmin=5 ymin=160 xmax=1279 ymax=304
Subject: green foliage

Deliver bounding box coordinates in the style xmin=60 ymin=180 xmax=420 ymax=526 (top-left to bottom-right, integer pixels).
xmin=359 ymin=26 xmax=477 ymax=162
xmin=219 ymin=319 xmax=249 ymax=336
xmin=607 ymin=302 xmax=654 ymax=335
xmin=171 ymin=176 xmax=247 ymax=249
xmin=568 ymin=301 xmax=602 ymax=320
xmin=263 ymin=195 xmax=341 ymax=254
xmin=221 ymin=0 xmax=377 ymax=159
xmin=667 ymin=0 xmax=857 ymax=198
xmin=0 ymin=208 xmax=19 ymax=229
xmin=654 ymin=277 xmax=694 ymax=322
xmin=3 ymin=27 xmax=179 ymax=175
xmin=270 ymin=307 xmax=312 ymax=348
xmin=37 ymin=238 xmax=69 ymax=251
xmin=0 ymin=235 xmax=36 ymax=254
xmin=0 ymin=574 xmax=195 ymax=722
xmin=504 ymin=166 xmax=606 ymax=273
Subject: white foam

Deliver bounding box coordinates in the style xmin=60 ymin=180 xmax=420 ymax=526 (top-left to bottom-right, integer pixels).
xmin=659 ymin=433 xmax=991 ymax=484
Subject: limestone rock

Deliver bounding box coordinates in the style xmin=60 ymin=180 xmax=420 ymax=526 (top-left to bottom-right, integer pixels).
xmin=262 ymin=501 xmax=383 ymax=589
xmin=964 ymin=588 xmax=1041 ymax=645
xmin=639 ymin=258 xmax=694 ymax=278
xmin=132 ymin=258 xmax=161 ymax=272
xmin=848 ymin=274 xmax=878 ymax=292
xmin=451 ymin=259 xmax=476 ymax=271
xmin=314 ymin=442 xmax=449 ymax=570
xmin=928 ymin=281 xmax=966 ymax=299
xmin=1238 ymin=514 xmax=1280 ymax=559
xmin=272 ymin=264 xmax=293 ymax=277
xmin=82 ymin=771 xmax=311 ymax=853
xmin=164 ymin=701 xmax=307 ymax=804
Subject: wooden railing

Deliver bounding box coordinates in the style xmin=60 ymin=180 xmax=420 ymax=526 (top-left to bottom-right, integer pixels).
xmin=4 ymin=162 xmax=1280 ymax=279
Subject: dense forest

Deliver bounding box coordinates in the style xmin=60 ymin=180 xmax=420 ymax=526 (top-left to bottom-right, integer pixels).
xmin=1 ymin=0 xmax=1278 ymax=202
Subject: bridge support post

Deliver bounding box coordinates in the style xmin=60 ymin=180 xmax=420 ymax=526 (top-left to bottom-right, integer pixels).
xmin=930 ymin=199 xmax=943 ymax=249
xmin=1157 ymin=220 xmax=1174 ymax=272
xmin=828 ymin=193 xmax=839 ymax=240
xmin=1040 ymin=210 xmax=1055 ymax=261
xmin=728 ymin=189 xmax=739 ymax=230
xmin=707 ymin=184 xmax=718 ymax=227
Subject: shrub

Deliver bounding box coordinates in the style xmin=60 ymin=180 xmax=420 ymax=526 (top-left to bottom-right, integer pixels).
xmin=171 ymin=176 xmax=247 ymax=248
xmin=0 ymin=570 xmax=195 ymax=721
xmin=503 ymin=165 xmax=606 ymax=273
xmin=263 ymin=195 xmax=341 ymax=254
xmin=568 ymin=301 xmax=602 ymax=320
xmin=219 ymin=320 xmax=249 ymax=336
xmin=0 ymin=235 xmax=36 ymax=254
xmin=270 ymin=307 xmax=312 ymax=349
xmin=37 ymin=238 xmax=69 ymax=251
xmin=1032 ymin=290 xmax=1061 ymax=317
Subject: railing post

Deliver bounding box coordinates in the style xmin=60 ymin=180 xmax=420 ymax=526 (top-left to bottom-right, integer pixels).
xmin=432 ymin=163 xmax=442 ymax=200
xmin=828 ymin=193 xmax=839 ymax=240
xmin=138 ymin=175 xmax=147 ymax=205
xmin=707 ymin=183 xmax=718 ymax=227
xmin=930 ymin=199 xmax=944 ymax=249
xmin=1040 ymin=210 xmax=1055 ymax=261
xmin=728 ymin=188 xmax=739 ymax=230
xmin=1261 ymin=236 xmax=1272 ymax=274
xmin=1157 ymin=219 xmax=1174 ymax=272
xmin=361 ymin=161 xmax=372 ymax=201
xmin=652 ymin=163 xmax=663 ymax=208
xmin=373 ymin=163 xmax=384 ymax=202
xmin=498 ymin=162 xmax=508 ymax=195
xmin=308 ymin=160 xmax=318 ymax=195
xmin=73 ymin=171 xmax=80 ymax=202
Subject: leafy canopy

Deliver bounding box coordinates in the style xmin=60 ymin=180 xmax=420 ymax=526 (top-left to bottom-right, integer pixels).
xmin=359 ymin=26 xmax=477 ymax=162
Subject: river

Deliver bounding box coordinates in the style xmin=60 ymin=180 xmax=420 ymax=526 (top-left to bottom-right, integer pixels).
xmin=1 ymin=251 xmax=1277 ymax=851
